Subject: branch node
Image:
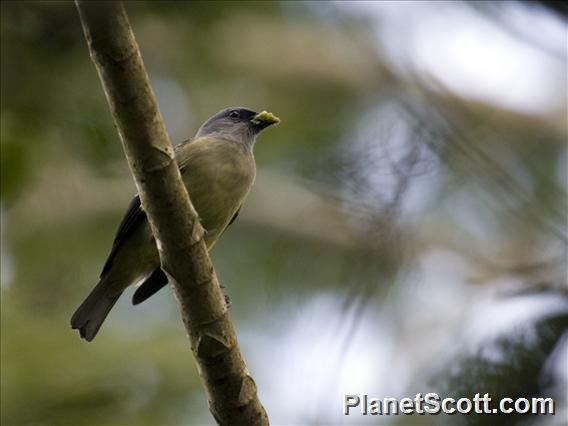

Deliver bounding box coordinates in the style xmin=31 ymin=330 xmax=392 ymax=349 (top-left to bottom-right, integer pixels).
xmin=238 ymin=375 xmax=258 ymax=405
xmin=197 ymin=333 xmax=231 ymax=358
xmin=142 ymin=145 xmax=175 ymax=172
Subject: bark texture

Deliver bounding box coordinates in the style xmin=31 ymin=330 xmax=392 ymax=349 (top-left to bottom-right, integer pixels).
xmin=74 ymin=2 xmax=269 ymax=425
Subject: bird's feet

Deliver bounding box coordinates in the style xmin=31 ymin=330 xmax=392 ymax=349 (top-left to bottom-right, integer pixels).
xmin=219 ymin=284 xmax=230 ymax=307
xmin=224 ymin=293 xmax=232 ymax=308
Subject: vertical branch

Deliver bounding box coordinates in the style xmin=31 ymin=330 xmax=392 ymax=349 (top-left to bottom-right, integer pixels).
xmin=74 ymin=2 xmax=269 ymax=425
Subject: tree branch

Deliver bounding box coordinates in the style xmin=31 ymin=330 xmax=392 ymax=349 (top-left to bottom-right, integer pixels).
xmin=74 ymin=2 xmax=269 ymax=425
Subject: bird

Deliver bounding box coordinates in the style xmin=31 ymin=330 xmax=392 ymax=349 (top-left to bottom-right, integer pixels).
xmin=70 ymin=107 xmax=280 ymax=341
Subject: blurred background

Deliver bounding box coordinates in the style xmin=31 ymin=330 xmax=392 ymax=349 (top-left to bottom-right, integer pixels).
xmin=1 ymin=1 xmax=566 ymax=425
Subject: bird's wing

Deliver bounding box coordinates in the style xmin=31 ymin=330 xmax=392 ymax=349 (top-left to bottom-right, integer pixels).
xmin=129 ymin=206 xmax=241 ymax=306
xmin=227 ymin=208 xmax=240 ymax=227
xmin=132 ymin=267 xmax=168 ymax=305
xmin=175 ymin=136 xmax=220 ymax=173
xmin=100 ymin=195 xmax=146 ymax=277
xmin=100 ymin=140 xmax=196 ymax=278
xmin=218 ymin=207 xmax=241 ymax=239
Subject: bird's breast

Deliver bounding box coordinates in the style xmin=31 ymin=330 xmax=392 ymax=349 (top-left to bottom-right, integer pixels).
xmin=180 ymin=140 xmax=256 ymax=247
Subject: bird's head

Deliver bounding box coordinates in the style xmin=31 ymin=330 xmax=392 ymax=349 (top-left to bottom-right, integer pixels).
xmin=195 ymin=107 xmax=280 ymax=147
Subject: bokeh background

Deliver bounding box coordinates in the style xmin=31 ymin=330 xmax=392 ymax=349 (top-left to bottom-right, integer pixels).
xmin=1 ymin=1 xmax=567 ymax=425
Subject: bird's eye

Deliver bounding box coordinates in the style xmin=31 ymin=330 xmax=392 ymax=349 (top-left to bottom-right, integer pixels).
xmin=229 ymin=110 xmax=240 ymax=119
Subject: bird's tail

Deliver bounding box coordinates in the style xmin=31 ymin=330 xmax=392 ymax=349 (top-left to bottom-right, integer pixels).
xmin=70 ymin=277 xmax=121 ymax=342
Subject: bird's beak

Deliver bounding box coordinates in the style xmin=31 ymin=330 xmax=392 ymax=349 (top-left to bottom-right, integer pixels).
xmin=251 ymin=111 xmax=280 ymax=129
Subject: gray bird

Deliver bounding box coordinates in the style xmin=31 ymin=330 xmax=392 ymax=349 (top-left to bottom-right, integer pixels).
xmin=71 ymin=107 xmax=280 ymax=341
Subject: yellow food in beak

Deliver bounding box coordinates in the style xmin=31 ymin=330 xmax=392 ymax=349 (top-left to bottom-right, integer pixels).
xmin=252 ymin=111 xmax=280 ymax=126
